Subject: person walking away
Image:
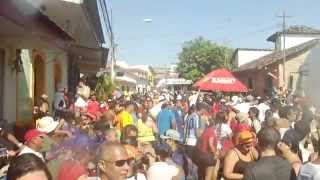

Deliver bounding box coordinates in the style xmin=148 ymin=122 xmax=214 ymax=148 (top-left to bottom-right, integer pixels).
xmin=256 ymin=97 xmax=270 ymax=124
xmin=172 ymin=98 xmax=185 ymax=141
xmin=223 ymin=131 xmax=258 ymax=180
xmin=266 ymin=99 xmax=281 ymax=119
xmin=157 ymin=102 xmax=176 ymax=136
xmin=215 ymin=112 xmax=233 ymax=155
xmin=195 ymin=118 xmax=218 ymax=180
xmin=243 ymin=127 xmax=296 ymax=180
xmin=276 ymin=106 xmax=297 ymax=138
xmin=184 ymin=105 xmax=201 ymax=157
xmin=119 ymin=102 xmax=135 ymax=130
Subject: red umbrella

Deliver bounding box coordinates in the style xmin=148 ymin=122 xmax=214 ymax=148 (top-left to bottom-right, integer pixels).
xmin=193 ymin=68 xmax=248 ymax=92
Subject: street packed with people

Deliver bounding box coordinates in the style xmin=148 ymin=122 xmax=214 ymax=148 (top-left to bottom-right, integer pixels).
xmin=0 ymin=75 xmax=320 ymax=180
xmin=1 ymin=1 xmax=320 ymax=179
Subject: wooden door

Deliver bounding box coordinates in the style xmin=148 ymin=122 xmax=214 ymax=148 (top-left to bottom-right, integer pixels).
xmin=33 ymin=55 xmax=45 ymax=106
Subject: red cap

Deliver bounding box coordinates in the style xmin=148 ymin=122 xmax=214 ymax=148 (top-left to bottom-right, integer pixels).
xmin=24 ymin=129 xmax=46 ymax=142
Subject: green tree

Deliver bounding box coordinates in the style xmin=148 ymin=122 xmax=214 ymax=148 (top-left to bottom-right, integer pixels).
xmin=95 ymin=74 xmax=117 ymax=101
xmin=177 ymin=37 xmax=234 ymax=82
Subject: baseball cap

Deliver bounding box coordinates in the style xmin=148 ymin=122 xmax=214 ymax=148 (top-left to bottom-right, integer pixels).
xmin=160 ymin=129 xmax=181 ymax=142
xmin=24 ymin=129 xmax=46 ymax=142
xmin=238 ymin=131 xmax=254 ymax=144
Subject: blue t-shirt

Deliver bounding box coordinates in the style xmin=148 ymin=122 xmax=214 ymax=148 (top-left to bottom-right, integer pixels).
xmin=157 ymin=108 xmax=175 ymax=136
xmin=172 ymin=107 xmax=184 ymax=140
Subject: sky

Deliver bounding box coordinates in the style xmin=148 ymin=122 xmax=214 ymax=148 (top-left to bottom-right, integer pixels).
xmin=106 ymin=0 xmax=320 ymax=67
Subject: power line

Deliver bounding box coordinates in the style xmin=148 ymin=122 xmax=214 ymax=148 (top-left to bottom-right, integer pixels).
xmin=213 ymin=24 xmax=277 ymax=43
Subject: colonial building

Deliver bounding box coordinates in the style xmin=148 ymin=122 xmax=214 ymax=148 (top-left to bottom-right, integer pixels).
xmin=233 ymin=25 xmax=320 ymax=97
xmin=0 ymin=0 xmax=106 ymax=125
xmin=106 ymin=61 xmax=154 ymax=93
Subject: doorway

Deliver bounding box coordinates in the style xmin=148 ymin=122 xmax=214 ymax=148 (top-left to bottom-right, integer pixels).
xmin=33 ymin=55 xmax=45 ymax=106
xmin=265 ymin=75 xmax=273 ymax=96
xmin=54 ymin=60 xmax=62 ymax=91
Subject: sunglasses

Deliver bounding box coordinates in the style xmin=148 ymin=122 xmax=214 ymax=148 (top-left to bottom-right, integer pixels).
xmin=104 ymin=157 xmax=135 ymax=167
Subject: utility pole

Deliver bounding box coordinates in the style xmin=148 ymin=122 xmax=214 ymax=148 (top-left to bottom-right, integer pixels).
xmin=102 ymin=0 xmax=116 ymax=83
xmin=110 ymin=8 xmax=116 ymax=83
xmin=277 ymin=11 xmax=290 ymax=89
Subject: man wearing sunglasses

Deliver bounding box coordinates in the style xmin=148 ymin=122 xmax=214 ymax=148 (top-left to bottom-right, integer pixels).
xmin=97 ymin=142 xmax=131 ymax=180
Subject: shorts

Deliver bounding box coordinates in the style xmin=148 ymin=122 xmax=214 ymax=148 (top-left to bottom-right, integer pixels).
xmin=193 ymin=148 xmax=216 ymax=167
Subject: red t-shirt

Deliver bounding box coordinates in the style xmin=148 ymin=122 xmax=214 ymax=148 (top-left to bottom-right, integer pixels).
xmin=198 ymin=126 xmax=217 ymax=154
xmin=57 ymin=160 xmax=87 ymax=180
xmin=87 ymin=100 xmax=100 ymax=116
xmin=230 ymin=120 xmax=251 ymax=134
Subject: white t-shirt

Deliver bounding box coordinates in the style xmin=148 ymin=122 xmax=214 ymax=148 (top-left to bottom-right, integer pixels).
xmin=216 ymin=123 xmax=232 ymax=150
xmin=234 ymin=102 xmax=250 ymax=113
xmin=147 ymin=162 xmax=179 ymax=180
xmin=298 ymin=162 xmax=320 ymax=180
xmin=18 ymin=146 xmax=45 ymax=161
xmin=217 ymin=123 xmax=232 ymax=138
xmin=252 ymin=119 xmax=262 ymax=133
xmin=257 ymin=103 xmax=270 ymax=122
xmin=127 ymin=173 xmax=147 ymax=180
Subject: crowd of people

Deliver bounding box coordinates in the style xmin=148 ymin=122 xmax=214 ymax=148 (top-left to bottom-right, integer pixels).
xmin=1 ymin=77 xmax=320 ymax=180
